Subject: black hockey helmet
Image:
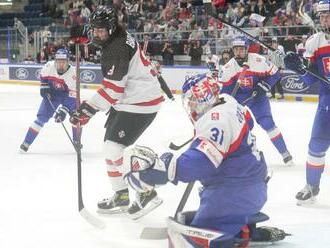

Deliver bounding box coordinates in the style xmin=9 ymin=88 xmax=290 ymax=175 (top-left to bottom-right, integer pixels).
xmin=89 ymin=5 xmax=118 ymax=36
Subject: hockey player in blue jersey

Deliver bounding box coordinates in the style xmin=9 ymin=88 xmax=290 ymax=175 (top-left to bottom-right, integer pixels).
xmin=219 ymin=36 xmax=294 ymax=166
xmin=284 ymin=0 xmax=330 ymax=204
xmin=20 ymin=48 xmax=79 ymax=152
xmin=122 ymin=78 xmax=288 ymax=247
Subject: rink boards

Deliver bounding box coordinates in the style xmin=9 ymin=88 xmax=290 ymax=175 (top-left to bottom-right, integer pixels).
xmin=0 ymin=63 xmax=319 ymax=102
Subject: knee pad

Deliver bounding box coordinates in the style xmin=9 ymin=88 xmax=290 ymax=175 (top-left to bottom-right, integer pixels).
xmin=308 ymin=138 xmax=330 ymax=155
xmin=256 ymin=116 xmax=275 ymax=131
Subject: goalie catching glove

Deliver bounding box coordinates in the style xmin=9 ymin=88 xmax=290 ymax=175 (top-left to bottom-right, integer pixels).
xmin=123 ymin=145 xmax=177 ymax=193
xmin=69 ymin=101 xmax=98 ymax=126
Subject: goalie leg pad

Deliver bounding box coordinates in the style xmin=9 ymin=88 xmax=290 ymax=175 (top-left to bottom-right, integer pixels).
xmin=167 ymin=217 xmax=235 ymax=248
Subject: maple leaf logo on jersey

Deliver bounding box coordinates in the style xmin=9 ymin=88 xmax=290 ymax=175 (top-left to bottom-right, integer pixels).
xmin=107 ymin=65 xmax=115 ymax=76
xmin=322 ymin=57 xmax=330 ymax=74
xmin=211 ymin=112 xmax=220 ymax=120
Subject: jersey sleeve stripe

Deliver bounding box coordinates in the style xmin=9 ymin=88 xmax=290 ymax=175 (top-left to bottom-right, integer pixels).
xmin=227 ymin=122 xmax=249 ymax=155
xmin=41 ymin=76 xmax=65 ymax=84
xmin=97 ymin=88 xmax=118 ymax=105
xmin=102 ymin=79 xmax=125 ymax=93
xmin=133 ymin=96 xmax=164 ymax=106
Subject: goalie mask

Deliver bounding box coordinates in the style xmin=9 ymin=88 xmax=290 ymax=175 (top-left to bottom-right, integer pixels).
xmin=317 ymin=0 xmax=330 ymax=32
xmin=182 ymin=76 xmax=220 ymax=122
xmin=233 ymin=37 xmax=249 ymax=66
xmin=55 ymin=48 xmax=70 ymax=75
xmin=89 ymin=5 xmax=118 ymax=46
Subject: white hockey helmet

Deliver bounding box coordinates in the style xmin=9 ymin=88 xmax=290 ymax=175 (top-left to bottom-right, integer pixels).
xmin=182 ymin=75 xmax=220 ymax=122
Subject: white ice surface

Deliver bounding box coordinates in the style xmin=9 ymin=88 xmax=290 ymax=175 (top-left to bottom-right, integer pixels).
xmin=1 ymin=84 xmax=330 ymax=248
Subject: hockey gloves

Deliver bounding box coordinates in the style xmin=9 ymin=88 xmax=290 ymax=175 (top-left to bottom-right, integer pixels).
xmin=70 ymin=101 xmax=97 ymax=126
xmin=54 ymin=106 xmax=69 ymax=123
xmin=253 ymin=82 xmax=271 ymax=98
xmin=123 ymin=145 xmax=177 ymax=193
xmin=284 ymin=52 xmax=306 ymax=75
xmin=40 ymin=84 xmax=52 ymax=98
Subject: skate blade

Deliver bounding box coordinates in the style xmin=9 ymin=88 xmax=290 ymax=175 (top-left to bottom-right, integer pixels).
xmin=130 ymin=197 xmax=163 ymax=220
xmin=284 ymin=161 xmax=295 ymax=167
xmin=297 ymin=197 xmax=316 ymax=206
xmin=97 ymin=206 xmax=129 ymax=214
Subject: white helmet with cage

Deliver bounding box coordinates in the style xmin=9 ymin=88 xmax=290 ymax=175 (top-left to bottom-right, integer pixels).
xmin=182 ymin=74 xmax=220 ymax=122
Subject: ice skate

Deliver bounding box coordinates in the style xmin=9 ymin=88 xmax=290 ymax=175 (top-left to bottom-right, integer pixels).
xmin=282 ymin=152 xmax=294 ymax=166
xmin=128 ymin=189 xmax=163 ymax=220
xmin=296 ymin=184 xmax=319 ymax=206
xmin=19 ymin=143 xmax=29 ymax=153
xmin=97 ymin=189 xmax=130 ymax=214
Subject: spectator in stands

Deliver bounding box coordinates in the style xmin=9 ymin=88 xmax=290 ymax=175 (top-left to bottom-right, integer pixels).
xmin=296 ymin=34 xmax=307 ymax=56
xmin=269 ymin=37 xmax=284 ymax=100
xmin=80 ymin=4 xmax=91 ymax=23
xmin=162 ymin=41 xmax=174 ymax=65
xmin=189 ymin=40 xmax=203 ymax=66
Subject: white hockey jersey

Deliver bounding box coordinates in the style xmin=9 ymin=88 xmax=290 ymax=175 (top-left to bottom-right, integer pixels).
xmin=88 ymin=29 xmax=163 ymax=114
xmin=40 ymin=61 xmax=77 ymax=98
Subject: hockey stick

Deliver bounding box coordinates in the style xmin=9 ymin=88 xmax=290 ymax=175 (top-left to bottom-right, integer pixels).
xmin=46 ymin=93 xmax=105 ymax=229
xmin=46 ymin=95 xmax=78 ymax=152
xmin=74 ymin=44 xmax=105 ymax=229
xmin=140 ymin=182 xmax=195 ymax=240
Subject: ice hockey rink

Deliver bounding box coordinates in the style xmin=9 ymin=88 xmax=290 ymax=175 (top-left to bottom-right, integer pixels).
xmin=1 ymin=84 xmax=330 ymax=248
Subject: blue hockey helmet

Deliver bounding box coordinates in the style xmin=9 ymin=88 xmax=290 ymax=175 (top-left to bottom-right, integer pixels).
xmin=182 ymin=75 xmax=220 ymax=122
xmin=232 ymin=36 xmax=249 ymax=48
xmin=55 ymin=48 xmax=70 ymax=75
xmin=55 ymin=48 xmax=70 ymax=60
xmin=232 ymin=36 xmax=249 ymax=66
xmin=317 ymin=0 xmax=330 ymax=13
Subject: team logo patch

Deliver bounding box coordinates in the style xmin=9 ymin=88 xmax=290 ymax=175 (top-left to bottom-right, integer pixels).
xmin=322 ymin=57 xmax=330 ymax=74
xmin=239 ymin=77 xmax=253 ymax=88
xmin=107 ymin=65 xmax=115 ymax=76
xmin=118 ymin=130 xmax=125 ymax=138
xmin=211 ymin=112 xmax=219 ymax=120
xmin=131 ymin=158 xmax=140 ymax=171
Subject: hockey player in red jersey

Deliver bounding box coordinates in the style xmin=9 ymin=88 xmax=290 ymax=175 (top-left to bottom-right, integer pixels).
xmin=70 ymin=5 xmax=164 ymax=219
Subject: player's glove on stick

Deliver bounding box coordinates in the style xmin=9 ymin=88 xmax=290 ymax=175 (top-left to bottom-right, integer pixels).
xmin=70 ymin=101 xmax=97 ymax=126
xmin=284 ymin=52 xmax=306 ymax=75
xmin=123 ymin=145 xmax=177 ymax=192
xmin=40 ymin=84 xmax=52 ymax=98
xmin=54 ymin=106 xmax=69 ymax=123
xmin=253 ymin=82 xmax=271 ymax=98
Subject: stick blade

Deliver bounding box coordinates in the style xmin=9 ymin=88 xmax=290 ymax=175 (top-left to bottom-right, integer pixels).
xmin=80 ymin=208 xmax=106 ymax=229
xmin=140 ymin=227 xmax=168 ymax=240
xmin=169 ymin=142 xmax=182 ymax=150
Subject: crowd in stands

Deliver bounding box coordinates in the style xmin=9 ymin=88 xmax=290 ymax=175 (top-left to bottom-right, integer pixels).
xmin=19 ymin=0 xmax=319 ymax=65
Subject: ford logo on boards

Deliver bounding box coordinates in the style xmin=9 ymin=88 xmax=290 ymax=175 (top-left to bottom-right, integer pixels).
xmin=80 ymin=70 xmax=96 ymax=83
xmin=281 ymin=74 xmax=309 ymax=93
xmin=35 ymin=69 xmax=42 ymax=80
xmin=15 ymin=68 xmax=29 ymax=80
